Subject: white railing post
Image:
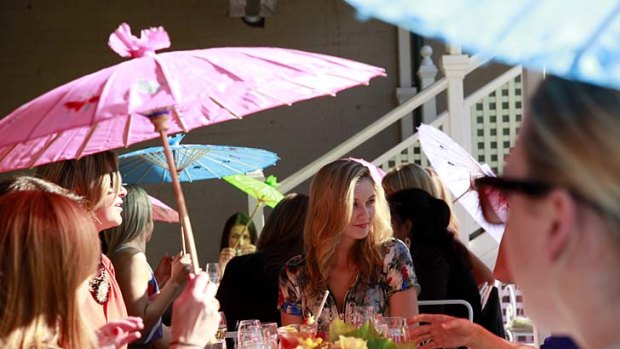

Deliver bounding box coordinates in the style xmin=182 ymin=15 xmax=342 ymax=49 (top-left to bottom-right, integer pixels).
xmin=397 ymin=27 xmax=416 ymax=140
xmin=442 ymin=51 xmax=474 ymax=244
xmin=442 ymin=53 xmax=472 ymax=154
xmin=417 ymin=45 xmax=438 ymax=123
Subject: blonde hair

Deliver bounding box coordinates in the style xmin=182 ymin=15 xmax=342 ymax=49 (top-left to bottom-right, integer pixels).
xmin=304 ymin=159 xmax=393 ymax=298
xmin=0 ymin=191 xmax=99 ymax=349
xmin=36 ymin=151 xmax=121 ymax=212
xmin=382 ymin=163 xmax=438 ymax=197
xmin=0 ymin=176 xmax=85 ymax=203
xmin=103 ymin=185 xmax=153 ymax=255
xmin=383 ymin=163 xmax=460 ymax=235
xmin=526 ymin=76 xmax=620 ymax=236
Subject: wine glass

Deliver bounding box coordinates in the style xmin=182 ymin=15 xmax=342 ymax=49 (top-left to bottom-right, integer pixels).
xmin=237 ymin=319 xmax=264 ymax=349
xmin=383 ymin=316 xmax=410 ymax=343
xmin=206 ymin=262 xmax=221 ymax=286
xmin=261 ymin=322 xmax=278 ymax=349
xmin=349 ymin=305 xmax=375 ymax=328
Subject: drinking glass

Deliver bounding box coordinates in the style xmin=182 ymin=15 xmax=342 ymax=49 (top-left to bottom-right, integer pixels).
xmin=237 ymin=319 xmax=265 ymax=349
xmin=383 ymin=317 xmax=409 ymax=343
xmin=277 ymin=325 xmax=300 ymax=349
xmin=299 ymin=322 xmax=318 ymax=339
xmin=206 ymin=262 xmax=222 ymax=286
xmin=349 ymin=305 xmax=376 ymax=328
xmin=261 ymin=322 xmax=279 ymax=349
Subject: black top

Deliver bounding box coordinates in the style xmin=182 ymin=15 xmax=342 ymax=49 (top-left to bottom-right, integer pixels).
xmin=216 ymin=251 xmax=281 ymax=331
xmin=412 ymin=241 xmax=482 ymax=324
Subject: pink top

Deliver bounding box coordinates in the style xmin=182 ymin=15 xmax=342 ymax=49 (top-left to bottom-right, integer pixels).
xmin=83 ymin=254 xmax=129 ymax=348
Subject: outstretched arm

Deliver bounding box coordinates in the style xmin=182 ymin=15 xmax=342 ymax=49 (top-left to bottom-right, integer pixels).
xmin=113 ymin=251 xmax=190 ymax=333
xmin=408 ymin=314 xmax=535 ymax=349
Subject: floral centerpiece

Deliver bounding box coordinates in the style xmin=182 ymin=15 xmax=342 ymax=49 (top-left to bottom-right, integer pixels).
xmin=291 ymin=320 xmax=415 ymax=349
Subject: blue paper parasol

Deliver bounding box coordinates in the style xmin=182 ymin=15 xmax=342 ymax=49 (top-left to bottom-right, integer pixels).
xmin=119 ymin=134 xmax=279 ymax=184
xmin=344 ymin=0 xmax=620 ymax=89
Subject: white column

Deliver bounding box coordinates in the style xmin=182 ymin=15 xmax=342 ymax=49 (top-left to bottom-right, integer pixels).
xmin=442 ymin=53 xmax=472 ymax=244
xmin=417 ymin=45 xmax=438 ymax=123
xmin=397 ymin=27 xmax=416 ymax=140
xmin=442 ymin=54 xmax=472 ymax=154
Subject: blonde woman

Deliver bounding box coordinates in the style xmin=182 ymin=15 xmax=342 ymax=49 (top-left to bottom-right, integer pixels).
xmin=279 ymin=159 xmax=419 ymax=335
xmin=103 ymin=185 xmax=191 ymax=348
xmin=383 ymin=163 xmax=494 ymax=286
xmin=36 ymin=151 xmax=131 ymax=336
xmin=410 ymin=76 xmax=620 ymax=349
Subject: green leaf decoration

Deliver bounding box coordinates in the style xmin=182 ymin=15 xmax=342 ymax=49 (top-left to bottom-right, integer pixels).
xmin=328 ymin=320 xmax=397 ymax=349
xmin=265 ymin=175 xmax=279 ymax=188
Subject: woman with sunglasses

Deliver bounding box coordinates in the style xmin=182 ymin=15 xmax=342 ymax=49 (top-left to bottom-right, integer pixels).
xmin=411 ymin=76 xmax=620 ymax=349
xmin=37 ymin=151 xmax=131 ymax=337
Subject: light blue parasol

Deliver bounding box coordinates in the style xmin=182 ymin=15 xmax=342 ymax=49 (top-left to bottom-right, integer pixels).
xmin=344 ymin=0 xmax=620 ymax=89
xmin=119 ymin=134 xmax=279 ymax=184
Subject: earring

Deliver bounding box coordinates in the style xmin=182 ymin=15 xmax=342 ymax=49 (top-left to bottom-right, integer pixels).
xmin=404 ymin=237 xmax=411 ymax=249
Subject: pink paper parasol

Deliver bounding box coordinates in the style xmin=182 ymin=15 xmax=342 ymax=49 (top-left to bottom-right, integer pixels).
xmin=148 ymin=194 xmax=179 ymax=224
xmin=0 ymin=23 xmax=386 ymax=270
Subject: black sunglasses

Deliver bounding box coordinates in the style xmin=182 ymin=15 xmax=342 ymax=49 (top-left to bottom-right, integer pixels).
xmin=474 ymin=175 xmax=609 ymax=225
xmin=473 ymin=176 xmax=555 ymax=224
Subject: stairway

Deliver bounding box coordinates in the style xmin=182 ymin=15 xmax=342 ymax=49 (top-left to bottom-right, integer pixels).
xmin=275 ymin=47 xmax=524 ymax=263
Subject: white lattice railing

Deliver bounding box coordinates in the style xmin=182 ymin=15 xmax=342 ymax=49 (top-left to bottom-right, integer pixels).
xmin=373 ymin=116 xmax=444 ymax=170
xmin=375 ymin=65 xmax=523 ymax=176
xmin=277 ymin=52 xmax=490 ymax=194
xmin=470 ymin=66 xmax=523 ymax=175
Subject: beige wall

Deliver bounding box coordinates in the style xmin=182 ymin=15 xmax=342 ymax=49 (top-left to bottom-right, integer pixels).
xmin=0 ymin=1 xmax=515 ymax=267
xmin=0 ymin=0 xmax=403 ymax=265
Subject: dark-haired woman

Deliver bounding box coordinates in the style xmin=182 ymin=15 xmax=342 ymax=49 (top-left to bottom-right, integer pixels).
xmin=388 ymin=188 xmax=481 ymax=323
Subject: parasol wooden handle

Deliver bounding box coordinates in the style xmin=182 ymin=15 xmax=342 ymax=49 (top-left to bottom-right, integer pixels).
xmin=150 ymin=112 xmax=200 ymax=273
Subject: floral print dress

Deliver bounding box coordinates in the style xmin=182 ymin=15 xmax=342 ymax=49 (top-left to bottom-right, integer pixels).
xmin=278 ymin=238 xmax=419 ymax=334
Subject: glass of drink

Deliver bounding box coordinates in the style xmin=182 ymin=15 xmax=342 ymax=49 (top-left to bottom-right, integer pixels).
xmin=261 ymin=322 xmax=279 ymax=349
xmin=299 ymin=322 xmax=318 ymax=339
xmin=277 ymin=324 xmax=300 ymax=349
xmin=237 ymin=320 xmax=264 ymax=349
xmin=350 ymin=305 xmax=376 ymax=328
xmin=206 ymin=262 xmax=222 ymax=286
xmin=383 ymin=317 xmax=409 ymax=344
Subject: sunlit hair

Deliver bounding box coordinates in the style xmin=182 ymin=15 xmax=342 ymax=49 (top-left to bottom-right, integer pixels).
xmin=304 ymin=159 xmax=393 ymax=298
xmin=382 ymin=163 xmax=438 ymax=197
xmin=526 ymin=76 xmax=620 ymax=236
xmin=103 ymin=185 xmax=153 ymax=256
xmin=219 ymin=212 xmax=258 ymax=250
xmin=257 ymin=193 xmax=309 ymax=280
xmin=0 ymin=176 xmax=85 ymax=204
xmin=36 ymin=151 xmax=121 ymax=212
xmin=382 ymin=163 xmax=460 ymax=235
xmin=0 ymin=191 xmax=99 ymax=349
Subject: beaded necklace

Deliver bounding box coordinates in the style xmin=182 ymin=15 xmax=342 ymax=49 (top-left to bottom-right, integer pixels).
xmin=89 ymin=261 xmax=110 ymax=304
